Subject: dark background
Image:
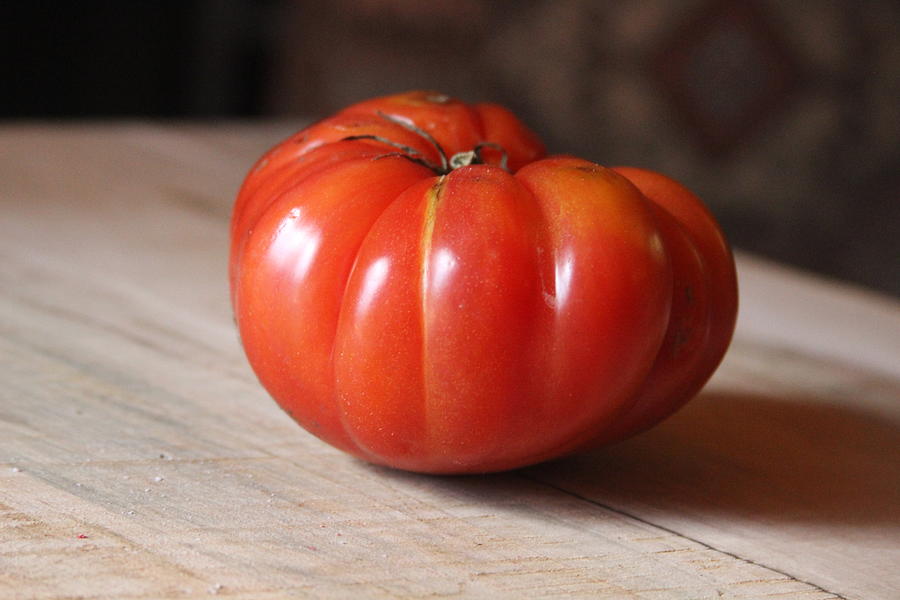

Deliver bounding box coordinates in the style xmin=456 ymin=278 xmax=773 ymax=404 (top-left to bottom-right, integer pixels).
xmin=2 ymin=0 xmax=898 ymax=296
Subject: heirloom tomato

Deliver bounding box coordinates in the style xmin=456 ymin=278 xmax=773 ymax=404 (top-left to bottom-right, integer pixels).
xmin=230 ymin=91 xmax=737 ymax=474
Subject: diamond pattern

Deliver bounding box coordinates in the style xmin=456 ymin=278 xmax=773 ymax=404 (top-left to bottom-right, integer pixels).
xmin=653 ymin=0 xmax=800 ymax=154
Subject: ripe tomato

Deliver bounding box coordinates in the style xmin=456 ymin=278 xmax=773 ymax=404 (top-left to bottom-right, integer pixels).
xmin=230 ymin=91 xmax=738 ymax=474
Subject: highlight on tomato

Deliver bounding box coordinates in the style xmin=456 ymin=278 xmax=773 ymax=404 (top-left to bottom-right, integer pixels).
xmin=230 ymin=91 xmax=738 ymax=474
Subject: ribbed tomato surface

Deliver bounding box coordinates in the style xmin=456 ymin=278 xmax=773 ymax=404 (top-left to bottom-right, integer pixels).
xmin=230 ymin=91 xmax=737 ymax=474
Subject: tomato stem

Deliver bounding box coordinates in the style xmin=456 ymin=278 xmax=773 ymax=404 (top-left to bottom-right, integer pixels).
xmin=376 ymin=111 xmax=449 ymax=173
xmin=343 ymin=112 xmax=510 ymax=175
xmin=371 ymin=151 xmax=443 ymax=172
xmin=342 ymin=134 xmax=426 ymax=160
xmin=449 ymin=143 xmax=509 ymax=171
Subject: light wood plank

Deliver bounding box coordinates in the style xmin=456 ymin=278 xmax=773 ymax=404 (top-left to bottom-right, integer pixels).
xmin=2 ymin=123 xmax=897 ymax=599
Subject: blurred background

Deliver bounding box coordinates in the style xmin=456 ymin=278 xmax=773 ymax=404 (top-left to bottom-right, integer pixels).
xmin=2 ymin=0 xmax=898 ymax=295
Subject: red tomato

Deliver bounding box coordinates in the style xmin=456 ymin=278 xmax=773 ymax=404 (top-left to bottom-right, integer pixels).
xmin=230 ymin=91 xmax=738 ymax=474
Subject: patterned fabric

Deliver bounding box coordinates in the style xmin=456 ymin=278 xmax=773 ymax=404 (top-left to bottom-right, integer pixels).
xmin=272 ymin=0 xmax=900 ymax=295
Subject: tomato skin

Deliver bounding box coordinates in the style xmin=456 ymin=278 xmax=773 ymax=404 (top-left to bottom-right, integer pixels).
xmin=589 ymin=167 xmax=739 ymax=445
xmin=231 ymin=91 xmax=737 ymax=474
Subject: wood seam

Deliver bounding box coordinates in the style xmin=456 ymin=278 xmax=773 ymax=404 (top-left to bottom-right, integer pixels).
xmin=518 ymin=473 xmax=850 ymax=600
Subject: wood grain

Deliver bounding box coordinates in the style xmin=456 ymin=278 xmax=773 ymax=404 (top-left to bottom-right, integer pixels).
xmin=1 ymin=123 xmax=898 ymax=599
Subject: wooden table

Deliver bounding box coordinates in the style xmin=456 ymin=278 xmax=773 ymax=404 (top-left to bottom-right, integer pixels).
xmin=1 ymin=123 xmax=898 ymax=600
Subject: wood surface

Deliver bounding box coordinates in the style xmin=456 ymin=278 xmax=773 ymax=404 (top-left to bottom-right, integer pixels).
xmin=0 ymin=123 xmax=898 ymax=600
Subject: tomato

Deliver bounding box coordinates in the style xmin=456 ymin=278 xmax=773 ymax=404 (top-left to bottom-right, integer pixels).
xmin=230 ymin=91 xmax=738 ymax=474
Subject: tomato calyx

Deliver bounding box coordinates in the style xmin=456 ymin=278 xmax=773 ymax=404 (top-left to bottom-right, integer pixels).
xmin=447 ymin=143 xmax=509 ymax=172
xmin=341 ymin=110 xmax=509 ymax=175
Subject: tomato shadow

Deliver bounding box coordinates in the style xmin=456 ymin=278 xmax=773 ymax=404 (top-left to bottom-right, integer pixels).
xmin=517 ymin=389 xmax=900 ymax=526
xmin=368 ymin=387 xmax=899 ymax=527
